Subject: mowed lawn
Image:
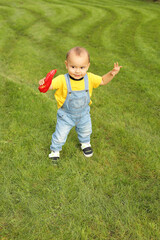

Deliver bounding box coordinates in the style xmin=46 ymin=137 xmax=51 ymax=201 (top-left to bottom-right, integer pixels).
xmin=0 ymin=0 xmax=160 ymax=239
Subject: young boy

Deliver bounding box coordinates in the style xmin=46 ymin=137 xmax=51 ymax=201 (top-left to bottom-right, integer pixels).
xmin=39 ymin=47 xmax=122 ymax=162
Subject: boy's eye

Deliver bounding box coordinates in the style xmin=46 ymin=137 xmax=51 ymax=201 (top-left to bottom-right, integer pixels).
xmin=81 ymin=67 xmax=84 ymax=69
xmin=72 ymin=66 xmax=75 ymax=69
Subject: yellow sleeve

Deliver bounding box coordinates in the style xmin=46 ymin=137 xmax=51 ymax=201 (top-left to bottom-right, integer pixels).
xmin=51 ymin=74 xmax=64 ymax=90
xmin=87 ymin=72 xmax=102 ymax=89
xmin=87 ymin=72 xmax=102 ymax=105
xmin=51 ymin=75 xmax=67 ymax=109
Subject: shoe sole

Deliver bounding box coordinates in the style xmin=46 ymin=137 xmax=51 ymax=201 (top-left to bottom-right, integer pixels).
xmin=83 ymin=152 xmax=93 ymax=158
xmin=51 ymin=158 xmax=59 ymax=165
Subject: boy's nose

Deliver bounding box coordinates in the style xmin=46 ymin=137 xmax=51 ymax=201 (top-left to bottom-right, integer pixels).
xmin=75 ymin=68 xmax=80 ymax=73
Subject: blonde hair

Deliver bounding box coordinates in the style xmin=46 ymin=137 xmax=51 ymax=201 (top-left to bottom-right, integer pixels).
xmin=66 ymin=46 xmax=90 ymax=62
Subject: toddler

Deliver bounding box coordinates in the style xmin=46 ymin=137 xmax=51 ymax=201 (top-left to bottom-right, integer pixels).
xmin=39 ymin=47 xmax=122 ymax=162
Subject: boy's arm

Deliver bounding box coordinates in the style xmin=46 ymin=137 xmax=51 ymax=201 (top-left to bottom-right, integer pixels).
xmin=100 ymin=62 xmax=122 ymax=86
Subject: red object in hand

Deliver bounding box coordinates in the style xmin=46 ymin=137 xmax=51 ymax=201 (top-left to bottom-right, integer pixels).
xmin=38 ymin=69 xmax=57 ymax=93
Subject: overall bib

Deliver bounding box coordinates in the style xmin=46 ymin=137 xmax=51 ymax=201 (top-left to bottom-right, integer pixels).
xmin=50 ymin=73 xmax=92 ymax=152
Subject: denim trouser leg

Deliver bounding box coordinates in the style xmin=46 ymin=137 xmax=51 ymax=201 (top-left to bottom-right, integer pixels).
xmin=75 ymin=112 xmax=92 ymax=144
xmin=50 ymin=109 xmax=92 ymax=151
xmin=50 ymin=111 xmax=74 ymax=152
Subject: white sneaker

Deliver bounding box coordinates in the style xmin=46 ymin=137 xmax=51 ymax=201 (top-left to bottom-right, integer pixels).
xmin=81 ymin=143 xmax=93 ymax=157
xmin=49 ymin=151 xmax=60 ymax=162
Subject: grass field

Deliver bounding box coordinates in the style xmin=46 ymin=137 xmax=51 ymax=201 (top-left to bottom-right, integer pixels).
xmin=1 ymin=0 xmax=160 ymax=239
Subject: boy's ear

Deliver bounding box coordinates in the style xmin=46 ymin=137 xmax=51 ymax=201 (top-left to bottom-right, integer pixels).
xmin=65 ymin=60 xmax=68 ymax=69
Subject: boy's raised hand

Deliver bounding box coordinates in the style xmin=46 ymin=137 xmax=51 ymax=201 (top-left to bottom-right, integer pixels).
xmin=111 ymin=62 xmax=122 ymax=76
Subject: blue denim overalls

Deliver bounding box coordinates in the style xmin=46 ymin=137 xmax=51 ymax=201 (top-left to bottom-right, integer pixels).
xmin=50 ymin=73 xmax=92 ymax=152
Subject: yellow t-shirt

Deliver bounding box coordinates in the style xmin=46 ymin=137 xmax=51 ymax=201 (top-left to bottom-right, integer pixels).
xmin=51 ymin=72 xmax=102 ymax=108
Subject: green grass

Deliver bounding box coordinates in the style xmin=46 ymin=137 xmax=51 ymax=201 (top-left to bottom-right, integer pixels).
xmin=0 ymin=0 xmax=160 ymax=239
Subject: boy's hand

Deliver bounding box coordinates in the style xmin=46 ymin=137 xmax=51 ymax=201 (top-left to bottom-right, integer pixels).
xmin=39 ymin=78 xmax=45 ymax=85
xmin=110 ymin=62 xmax=122 ymax=76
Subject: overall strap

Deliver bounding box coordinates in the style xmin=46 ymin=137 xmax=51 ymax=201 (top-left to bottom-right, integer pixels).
xmin=84 ymin=74 xmax=89 ymax=92
xmin=64 ymin=73 xmax=72 ymax=94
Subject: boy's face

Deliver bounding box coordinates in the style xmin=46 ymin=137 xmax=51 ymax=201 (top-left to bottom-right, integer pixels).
xmin=65 ymin=52 xmax=90 ymax=80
